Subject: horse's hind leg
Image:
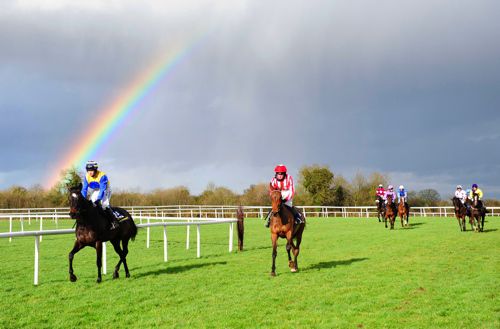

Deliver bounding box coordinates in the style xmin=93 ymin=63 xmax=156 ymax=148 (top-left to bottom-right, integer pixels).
xmin=111 ymin=240 xmax=124 ymax=279
xmin=69 ymin=240 xmax=83 ymax=282
xmin=121 ymin=238 xmax=131 ymax=278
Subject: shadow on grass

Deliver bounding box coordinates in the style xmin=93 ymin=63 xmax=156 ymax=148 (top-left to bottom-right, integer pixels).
xmin=134 ymin=261 xmax=228 ymax=278
xmin=305 ymin=257 xmax=368 ymax=271
xmin=481 ymin=228 xmax=497 ymax=233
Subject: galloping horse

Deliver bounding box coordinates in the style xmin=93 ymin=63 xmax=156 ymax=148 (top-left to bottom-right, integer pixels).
xmin=376 ymin=196 xmax=385 ymax=222
xmin=68 ymin=184 xmax=137 ymax=283
xmin=384 ymin=195 xmax=396 ymax=229
xmin=269 ymin=187 xmax=305 ymax=276
xmin=452 ymin=197 xmax=467 ymax=232
xmin=469 ymin=194 xmax=485 ymax=232
xmin=398 ymin=197 xmax=409 ymax=227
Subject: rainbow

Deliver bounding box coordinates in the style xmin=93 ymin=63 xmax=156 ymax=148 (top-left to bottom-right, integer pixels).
xmin=46 ymin=36 xmax=204 ymax=188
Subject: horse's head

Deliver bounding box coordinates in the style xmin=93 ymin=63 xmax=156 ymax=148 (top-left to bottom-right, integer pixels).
xmin=269 ymin=184 xmax=282 ymax=215
xmin=452 ymin=197 xmax=460 ymax=210
xmin=472 ymin=193 xmax=479 ymax=207
xmin=68 ymin=183 xmax=85 ymax=219
xmin=236 ymin=206 xmax=244 ymax=220
xmin=386 ymin=195 xmax=393 ymax=204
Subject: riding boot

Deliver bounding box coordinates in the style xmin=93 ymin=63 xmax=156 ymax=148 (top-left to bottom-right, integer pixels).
xmin=264 ymin=210 xmax=272 ymax=228
xmin=105 ymin=208 xmax=119 ymax=230
xmin=288 ymin=206 xmax=304 ymax=225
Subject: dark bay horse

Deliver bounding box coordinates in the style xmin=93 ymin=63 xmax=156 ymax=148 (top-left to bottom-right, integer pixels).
xmin=469 ymin=194 xmax=485 ymax=232
xmin=384 ymin=195 xmax=396 ymax=229
xmin=376 ymin=196 xmax=385 ymax=222
xmin=269 ymin=188 xmax=305 ymax=276
xmin=452 ymin=197 xmax=467 ymax=231
xmin=68 ymin=185 xmax=137 ymax=283
xmin=398 ymin=197 xmax=409 ymax=227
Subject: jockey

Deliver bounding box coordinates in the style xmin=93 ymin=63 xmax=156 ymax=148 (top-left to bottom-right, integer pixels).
xmin=454 ymin=185 xmax=467 ymax=204
xmin=384 ymin=185 xmax=397 ymax=203
xmin=265 ymin=164 xmax=303 ymax=227
xmin=81 ymin=161 xmax=118 ymax=230
xmin=397 ymin=185 xmax=408 ymax=203
xmin=469 ymin=184 xmax=486 ymax=213
xmin=376 ymin=184 xmax=385 ymax=202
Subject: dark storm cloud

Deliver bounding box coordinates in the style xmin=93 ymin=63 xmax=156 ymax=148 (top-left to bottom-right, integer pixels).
xmin=1 ymin=1 xmax=499 ymax=197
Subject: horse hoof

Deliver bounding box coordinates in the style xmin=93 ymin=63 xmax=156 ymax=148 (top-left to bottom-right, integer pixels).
xmin=113 ymin=272 xmax=119 ymax=279
xmin=270 ymin=272 xmax=276 ymax=277
xmin=291 ymin=268 xmax=297 ymax=273
xmin=69 ymin=274 xmax=77 ymax=282
xmin=126 ymin=273 xmax=130 ymax=278
xmin=96 ymin=277 xmax=102 ymax=283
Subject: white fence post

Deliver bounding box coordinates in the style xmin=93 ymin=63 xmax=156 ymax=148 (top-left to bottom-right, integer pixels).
xmin=163 ymin=226 xmax=168 ymax=262
xmin=146 ymin=217 xmax=150 ymax=249
xmin=39 ymin=217 xmax=43 ymax=242
xmin=103 ymin=242 xmax=107 ymax=275
xmin=229 ymin=223 xmax=233 ymax=252
xmin=197 ymin=224 xmax=201 ymax=258
xmin=186 ymin=219 xmax=190 ymax=250
xmin=34 ymin=235 xmax=39 ymax=285
xmin=9 ymin=216 xmax=12 ymax=242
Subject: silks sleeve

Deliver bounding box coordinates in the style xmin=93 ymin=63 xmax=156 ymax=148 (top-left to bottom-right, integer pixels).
xmin=97 ymin=175 xmax=109 ymax=200
xmin=81 ymin=177 xmax=89 ymax=198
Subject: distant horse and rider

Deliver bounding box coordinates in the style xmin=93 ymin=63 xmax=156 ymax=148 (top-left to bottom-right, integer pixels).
xmin=384 ymin=194 xmax=397 ymax=230
xmin=268 ymin=187 xmax=306 ymax=276
xmin=452 ymin=197 xmax=467 ymax=232
xmin=398 ymin=196 xmax=410 ymax=227
xmin=68 ymin=184 xmax=137 ymax=283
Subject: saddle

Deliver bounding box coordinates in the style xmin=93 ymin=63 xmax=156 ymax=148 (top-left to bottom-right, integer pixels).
xmin=111 ymin=207 xmax=129 ymax=222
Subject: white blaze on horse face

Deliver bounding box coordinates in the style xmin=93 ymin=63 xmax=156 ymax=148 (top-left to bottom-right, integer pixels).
xmin=71 ymin=193 xmax=78 ymax=199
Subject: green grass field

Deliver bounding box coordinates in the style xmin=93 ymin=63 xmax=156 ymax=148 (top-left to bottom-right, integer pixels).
xmin=0 ymin=216 xmax=499 ymax=328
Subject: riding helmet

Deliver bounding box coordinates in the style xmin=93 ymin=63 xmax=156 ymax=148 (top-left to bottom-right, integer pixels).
xmin=472 ymin=183 xmax=478 ymax=189
xmin=274 ymin=164 xmax=287 ymax=173
xmin=86 ymin=160 xmax=98 ymax=171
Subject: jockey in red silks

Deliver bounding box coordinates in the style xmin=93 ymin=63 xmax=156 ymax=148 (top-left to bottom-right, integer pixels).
xmin=376 ymin=184 xmax=385 ymax=203
xmin=265 ymin=164 xmax=303 ymax=227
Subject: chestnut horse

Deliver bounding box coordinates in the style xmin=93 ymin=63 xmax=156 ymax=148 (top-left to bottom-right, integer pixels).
xmin=68 ymin=185 xmax=137 ymax=283
xmin=269 ymin=188 xmax=305 ymax=276
xmin=385 ymin=195 xmax=396 ymax=229
xmin=398 ymin=197 xmax=409 ymax=227
xmin=452 ymin=197 xmax=467 ymax=231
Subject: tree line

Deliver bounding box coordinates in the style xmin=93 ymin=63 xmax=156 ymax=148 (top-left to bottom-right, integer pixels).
xmin=0 ymin=165 xmax=498 ymax=209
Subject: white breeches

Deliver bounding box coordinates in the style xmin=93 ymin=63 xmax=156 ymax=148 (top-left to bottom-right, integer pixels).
xmin=88 ymin=188 xmax=112 ymax=209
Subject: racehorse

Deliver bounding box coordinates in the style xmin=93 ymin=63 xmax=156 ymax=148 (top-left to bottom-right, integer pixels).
xmin=376 ymin=196 xmax=385 ymax=222
xmin=384 ymin=195 xmax=396 ymax=229
xmin=398 ymin=197 xmax=409 ymax=227
xmin=470 ymin=194 xmax=485 ymax=232
xmin=452 ymin=197 xmax=467 ymax=232
xmin=236 ymin=206 xmax=244 ymax=251
xmin=269 ymin=187 xmax=305 ymax=276
xmin=68 ymin=184 xmax=137 ymax=283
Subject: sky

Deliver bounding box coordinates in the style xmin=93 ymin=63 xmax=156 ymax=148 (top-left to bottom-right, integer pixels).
xmin=1 ymin=0 xmax=499 ymax=198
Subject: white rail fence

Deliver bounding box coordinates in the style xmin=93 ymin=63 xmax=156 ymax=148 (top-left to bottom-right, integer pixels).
xmin=0 ymin=216 xmax=238 ymax=285
xmin=1 ymin=205 xmax=499 ymax=220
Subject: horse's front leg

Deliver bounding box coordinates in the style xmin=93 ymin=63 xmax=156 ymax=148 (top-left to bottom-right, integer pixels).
xmin=271 ymin=233 xmax=278 ymax=277
xmin=69 ymin=240 xmax=83 ymax=282
xmin=111 ymin=240 xmax=123 ymax=279
xmin=95 ymin=241 xmax=103 ymax=283
xmin=286 ymin=241 xmax=292 ymax=268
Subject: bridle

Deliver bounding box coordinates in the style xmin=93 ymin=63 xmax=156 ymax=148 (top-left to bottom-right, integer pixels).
xmin=270 ymin=190 xmax=282 ymax=216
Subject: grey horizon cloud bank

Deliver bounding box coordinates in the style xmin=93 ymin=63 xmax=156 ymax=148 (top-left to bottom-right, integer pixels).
xmin=1 ymin=0 xmax=499 ymax=197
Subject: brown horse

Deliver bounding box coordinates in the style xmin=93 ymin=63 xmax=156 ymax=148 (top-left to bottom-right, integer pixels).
xmin=269 ymin=188 xmax=305 ymax=276
xmin=376 ymin=196 xmax=385 ymax=222
xmin=236 ymin=206 xmax=244 ymax=251
xmin=385 ymin=195 xmax=396 ymax=229
xmin=469 ymin=194 xmax=484 ymax=232
xmin=452 ymin=197 xmax=467 ymax=231
xmin=398 ymin=197 xmax=409 ymax=227
xmin=68 ymin=185 xmax=137 ymax=283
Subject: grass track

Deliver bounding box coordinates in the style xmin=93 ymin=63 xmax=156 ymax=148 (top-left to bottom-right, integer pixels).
xmin=0 ymin=216 xmax=499 ymax=328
